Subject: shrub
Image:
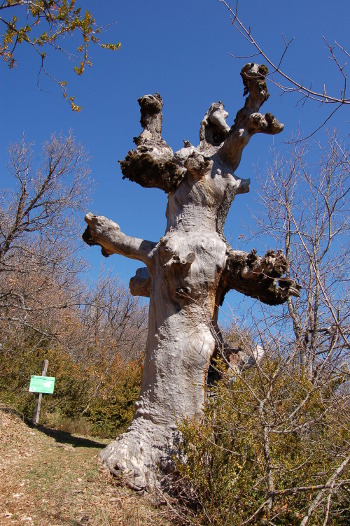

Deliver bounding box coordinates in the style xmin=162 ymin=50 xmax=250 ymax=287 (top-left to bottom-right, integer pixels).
xmin=0 ymin=341 xmax=143 ymax=438
xmin=86 ymin=356 xmax=143 ymax=437
xmin=177 ymin=357 xmax=350 ymax=525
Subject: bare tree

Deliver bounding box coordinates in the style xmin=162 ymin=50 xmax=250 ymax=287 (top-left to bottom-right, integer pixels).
xmin=175 ymin=134 xmax=350 ymax=521
xmin=0 ymin=133 xmax=90 ymax=267
xmin=0 ymin=134 xmax=149 ymax=440
xmin=0 ymin=134 xmax=149 ymax=352
xmin=83 ymin=64 xmax=300 ymax=490
xmin=0 ymin=133 xmax=90 ymax=342
xmin=253 ymin=131 xmax=350 ymax=379
xmin=79 ymin=272 xmax=148 ymax=363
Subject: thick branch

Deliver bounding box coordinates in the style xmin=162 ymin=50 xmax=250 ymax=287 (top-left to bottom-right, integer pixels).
xmin=120 ymin=144 xmax=185 ymax=193
xmin=120 ymin=93 xmax=186 ymax=193
xmin=219 ymin=63 xmax=284 ymax=170
xmin=129 ymin=267 xmax=151 ymax=297
xmin=82 ymin=213 xmax=156 ymax=267
xmin=220 ymin=248 xmax=301 ymax=306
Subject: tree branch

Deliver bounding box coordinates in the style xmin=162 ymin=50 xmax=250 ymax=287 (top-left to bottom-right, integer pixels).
xmin=129 ymin=267 xmax=151 ymax=297
xmin=120 ymin=93 xmax=186 ymax=193
xmin=220 ymin=247 xmax=301 ymax=305
xmin=300 ymin=455 xmax=350 ymax=525
xmin=218 ymin=63 xmax=284 ymax=170
xmin=220 ymin=0 xmax=350 ymax=106
xmin=83 ymin=213 xmax=156 ymax=268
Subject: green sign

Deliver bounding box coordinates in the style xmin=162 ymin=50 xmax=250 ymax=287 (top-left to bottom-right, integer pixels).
xmin=29 ymin=376 xmax=55 ymax=394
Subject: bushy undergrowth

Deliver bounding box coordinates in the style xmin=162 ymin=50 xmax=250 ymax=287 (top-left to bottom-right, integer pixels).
xmin=177 ymin=358 xmax=350 ymax=525
xmin=0 ymin=342 xmax=143 ymax=438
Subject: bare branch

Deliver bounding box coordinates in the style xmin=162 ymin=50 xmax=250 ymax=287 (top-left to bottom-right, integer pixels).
xmin=219 ymin=0 xmax=350 ymax=135
xmin=300 ymin=455 xmax=350 ymax=525
xmin=83 ymin=213 xmax=156 ymax=268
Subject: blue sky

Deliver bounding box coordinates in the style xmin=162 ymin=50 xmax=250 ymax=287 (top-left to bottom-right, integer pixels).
xmin=1 ymin=0 xmax=349 ymax=315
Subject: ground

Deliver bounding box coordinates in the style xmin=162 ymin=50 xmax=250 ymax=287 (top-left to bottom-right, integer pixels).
xmin=0 ymin=407 xmax=178 ymax=526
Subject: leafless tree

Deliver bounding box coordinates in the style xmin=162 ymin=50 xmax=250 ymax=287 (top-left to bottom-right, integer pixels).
xmin=0 ymin=134 xmax=148 ymax=357
xmin=222 ymin=131 xmax=350 ymax=524
xmin=78 ymin=272 xmax=148 ymax=363
xmin=0 ymin=133 xmax=90 ymax=268
xmin=177 ymin=130 xmax=350 ymax=525
xmin=252 ymin=130 xmax=350 ymax=379
xmin=178 ymin=224 xmax=350 ymax=525
xmin=0 ymin=133 xmax=90 ymax=342
xmin=0 ymin=135 xmax=148 ymax=426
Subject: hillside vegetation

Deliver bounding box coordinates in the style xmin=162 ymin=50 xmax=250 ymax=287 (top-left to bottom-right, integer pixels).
xmin=1 ymin=130 xmax=349 ymax=525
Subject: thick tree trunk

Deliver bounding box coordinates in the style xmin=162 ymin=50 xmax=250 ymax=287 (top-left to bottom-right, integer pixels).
xmin=83 ymin=64 xmax=300 ymax=490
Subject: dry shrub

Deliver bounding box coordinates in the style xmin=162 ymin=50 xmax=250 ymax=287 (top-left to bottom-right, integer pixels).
xmin=176 ymin=356 xmax=350 ymax=525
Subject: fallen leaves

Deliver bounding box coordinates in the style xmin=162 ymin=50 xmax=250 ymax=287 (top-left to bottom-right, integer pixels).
xmin=0 ymin=407 xmax=174 ymax=526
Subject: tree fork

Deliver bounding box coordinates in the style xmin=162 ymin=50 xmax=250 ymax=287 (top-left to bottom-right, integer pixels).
xmin=83 ymin=63 xmax=299 ymax=490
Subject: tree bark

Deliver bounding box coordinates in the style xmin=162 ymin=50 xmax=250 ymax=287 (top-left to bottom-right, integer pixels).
xmin=83 ymin=64 xmax=299 ymax=490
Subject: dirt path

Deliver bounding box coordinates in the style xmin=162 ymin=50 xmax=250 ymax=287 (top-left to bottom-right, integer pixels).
xmin=0 ymin=408 xmax=175 ymax=526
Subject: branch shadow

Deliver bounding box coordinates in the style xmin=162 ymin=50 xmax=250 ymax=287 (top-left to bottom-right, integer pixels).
xmin=0 ymin=405 xmax=108 ymax=448
xmin=32 ymin=424 xmax=108 ymax=449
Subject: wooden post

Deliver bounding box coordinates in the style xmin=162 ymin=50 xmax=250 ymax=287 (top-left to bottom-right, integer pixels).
xmin=32 ymin=359 xmax=49 ymax=425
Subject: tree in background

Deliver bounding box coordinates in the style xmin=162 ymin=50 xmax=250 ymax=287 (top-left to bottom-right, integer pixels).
xmin=175 ymin=132 xmax=350 ymax=525
xmin=80 ymin=272 xmax=148 ymax=363
xmin=0 ymin=133 xmax=89 ymax=335
xmin=0 ymin=0 xmax=120 ymax=110
xmin=0 ymin=134 xmax=147 ymax=436
xmin=254 ymin=131 xmax=350 ymax=378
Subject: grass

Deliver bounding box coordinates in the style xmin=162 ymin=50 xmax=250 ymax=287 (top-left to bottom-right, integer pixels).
xmin=0 ymin=406 xmax=178 ymax=526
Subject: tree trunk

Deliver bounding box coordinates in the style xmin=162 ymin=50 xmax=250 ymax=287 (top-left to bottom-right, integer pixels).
xmin=83 ymin=64 xmax=300 ymax=490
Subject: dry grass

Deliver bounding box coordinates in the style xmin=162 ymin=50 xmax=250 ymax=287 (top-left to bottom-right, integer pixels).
xmin=0 ymin=407 xmax=178 ymax=526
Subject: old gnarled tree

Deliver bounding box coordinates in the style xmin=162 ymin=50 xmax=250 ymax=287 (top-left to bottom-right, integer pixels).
xmin=83 ymin=63 xmax=300 ymax=490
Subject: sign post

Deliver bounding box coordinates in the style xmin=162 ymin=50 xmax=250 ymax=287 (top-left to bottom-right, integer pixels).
xmin=29 ymin=359 xmax=55 ymax=425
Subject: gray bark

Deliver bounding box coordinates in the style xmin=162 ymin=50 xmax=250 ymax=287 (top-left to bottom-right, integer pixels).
xmin=83 ymin=64 xmax=300 ymax=490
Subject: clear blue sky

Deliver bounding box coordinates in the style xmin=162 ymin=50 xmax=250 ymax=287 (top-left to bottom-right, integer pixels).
xmin=1 ymin=0 xmax=349 ymax=315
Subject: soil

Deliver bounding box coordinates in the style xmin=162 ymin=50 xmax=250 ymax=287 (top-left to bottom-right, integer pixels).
xmin=0 ymin=407 xmax=178 ymax=526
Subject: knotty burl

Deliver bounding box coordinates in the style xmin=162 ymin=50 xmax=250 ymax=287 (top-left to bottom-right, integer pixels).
xmin=83 ymin=64 xmax=300 ymax=490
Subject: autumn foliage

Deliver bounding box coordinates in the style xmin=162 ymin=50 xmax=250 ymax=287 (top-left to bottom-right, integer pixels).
xmin=0 ymin=134 xmax=146 ymax=437
xmin=0 ymin=1 xmax=120 ymax=110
